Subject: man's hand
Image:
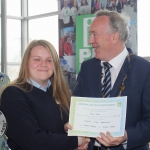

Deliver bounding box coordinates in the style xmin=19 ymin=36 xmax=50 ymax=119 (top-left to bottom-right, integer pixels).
xmin=96 ymin=131 xmax=127 ymax=147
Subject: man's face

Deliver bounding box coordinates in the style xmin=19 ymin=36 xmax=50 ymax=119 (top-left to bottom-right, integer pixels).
xmin=89 ymin=16 xmax=113 ymax=61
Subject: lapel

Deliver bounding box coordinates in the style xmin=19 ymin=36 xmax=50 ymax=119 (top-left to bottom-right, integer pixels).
xmin=110 ymin=53 xmax=135 ymax=97
xmin=93 ymin=58 xmax=103 ymax=96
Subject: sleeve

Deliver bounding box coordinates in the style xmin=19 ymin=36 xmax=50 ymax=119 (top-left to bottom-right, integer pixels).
xmin=68 ymin=7 xmax=71 ymax=16
xmin=60 ymin=8 xmax=64 ymax=20
xmin=73 ymin=61 xmax=85 ymax=96
xmin=126 ymin=69 xmax=150 ymax=149
xmin=78 ymin=6 xmax=82 ymax=15
xmin=87 ymin=5 xmax=91 ymax=14
xmin=71 ymin=8 xmax=73 ymax=16
xmin=69 ymin=45 xmax=73 ymax=55
xmin=1 ymin=87 xmax=78 ymax=150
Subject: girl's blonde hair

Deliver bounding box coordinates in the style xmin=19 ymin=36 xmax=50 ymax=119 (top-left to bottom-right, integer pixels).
xmin=0 ymin=40 xmax=71 ymax=114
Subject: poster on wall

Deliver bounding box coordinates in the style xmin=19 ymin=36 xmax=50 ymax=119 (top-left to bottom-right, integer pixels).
xmin=58 ymin=0 xmax=137 ymax=91
xmin=58 ymin=0 xmax=92 ymax=92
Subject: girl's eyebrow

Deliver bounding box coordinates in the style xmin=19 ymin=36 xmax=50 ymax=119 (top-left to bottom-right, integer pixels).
xmin=32 ymin=56 xmax=52 ymax=59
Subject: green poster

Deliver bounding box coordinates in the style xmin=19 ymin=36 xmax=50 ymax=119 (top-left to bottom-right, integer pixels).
xmin=76 ymin=14 xmax=95 ymax=74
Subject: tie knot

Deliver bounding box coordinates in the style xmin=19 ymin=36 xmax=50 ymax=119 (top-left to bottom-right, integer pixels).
xmin=103 ymin=62 xmax=112 ymax=69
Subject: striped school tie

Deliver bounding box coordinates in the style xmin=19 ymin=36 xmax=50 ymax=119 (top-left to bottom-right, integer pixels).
xmin=101 ymin=62 xmax=112 ymax=97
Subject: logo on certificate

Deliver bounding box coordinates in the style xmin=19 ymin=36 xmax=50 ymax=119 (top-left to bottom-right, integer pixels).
xmin=0 ymin=111 xmax=7 ymax=137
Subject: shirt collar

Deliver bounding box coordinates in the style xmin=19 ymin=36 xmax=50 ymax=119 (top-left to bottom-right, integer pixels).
xmin=27 ymin=78 xmax=51 ymax=92
xmin=101 ymin=47 xmax=128 ymax=68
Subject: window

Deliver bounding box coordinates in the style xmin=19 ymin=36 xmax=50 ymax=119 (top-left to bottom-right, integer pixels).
xmin=1 ymin=0 xmax=59 ymax=81
xmin=28 ymin=0 xmax=58 ymax=16
xmin=7 ymin=19 xmax=21 ymax=62
xmin=29 ymin=15 xmax=59 ymax=52
xmin=138 ymin=0 xmax=150 ymax=58
xmin=7 ymin=0 xmax=21 ymax=16
xmin=7 ymin=19 xmax=21 ymax=80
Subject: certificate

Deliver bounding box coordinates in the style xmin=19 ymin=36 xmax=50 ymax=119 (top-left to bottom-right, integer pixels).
xmin=68 ymin=96 xmax=127 ymax=137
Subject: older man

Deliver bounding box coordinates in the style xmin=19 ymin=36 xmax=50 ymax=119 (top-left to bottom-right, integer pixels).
xmin=73 ymin=10 xmax=150 ymax=150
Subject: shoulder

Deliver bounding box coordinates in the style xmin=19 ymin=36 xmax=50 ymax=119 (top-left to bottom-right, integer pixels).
xmin=3 ymin=85 xmax=19 ymax=92
xmin=80 ymin=57 xmax=101 ymax=72
xmin=1 ymin=86 xmax=23 ymax=98
xmin=131 ymin=54 xmax=150 ymax=73
xmin=0 ymin=86 xmax=25 ymax=108
xmin=1 ymin=85 xmax=42 ymax=108
xmin=67 ymin=7 xmax=71 ymax=10
xmin=79 ymin=5 xmax=84 ymax=8
xmin=1 ymin=83 xmax=34 ymax=99
xmin=132 ymin=54 xmax=150 ymax=66
xmin=82 ymin=57 xmax=100 ymax=66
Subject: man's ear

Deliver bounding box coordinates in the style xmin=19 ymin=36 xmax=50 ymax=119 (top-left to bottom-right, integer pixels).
xmin=111 ymin=32 xmax=119 ymax=44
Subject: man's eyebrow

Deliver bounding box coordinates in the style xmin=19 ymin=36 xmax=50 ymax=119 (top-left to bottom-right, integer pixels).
xmin=89 ymin=31 xmax=96 ymax=33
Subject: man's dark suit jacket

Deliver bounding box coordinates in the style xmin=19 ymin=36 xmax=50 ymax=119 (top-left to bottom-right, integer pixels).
xmin=73 ymin=52 xmax=150 ymax=150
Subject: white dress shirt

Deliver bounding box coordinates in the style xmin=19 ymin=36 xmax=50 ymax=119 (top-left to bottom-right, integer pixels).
xmin=101 ymin=47 xmax=128 ymax=89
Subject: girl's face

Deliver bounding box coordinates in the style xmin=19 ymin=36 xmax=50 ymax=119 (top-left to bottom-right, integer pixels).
xmin=74 ymin=1 xmax=77 ymax=6
xmin=67 ymin=38 xmax=71 ymax=42
xmin=82 ymin=0 xmax=86 ymax=5
xmin=28 ymin=46 xmax=54 ymax=87
xmin=64 ymin=0 xmax=68 ymax=7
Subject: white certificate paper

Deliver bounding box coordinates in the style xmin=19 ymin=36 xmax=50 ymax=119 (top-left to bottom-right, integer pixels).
xmin=68 ymin=96 xmax=127 ymax=137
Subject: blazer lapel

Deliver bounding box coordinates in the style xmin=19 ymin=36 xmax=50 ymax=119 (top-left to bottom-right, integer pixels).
xmin=93 ymin=59 xmax=103 ymax=97
xmin=110 ymin=56 xmax=131 ymax=97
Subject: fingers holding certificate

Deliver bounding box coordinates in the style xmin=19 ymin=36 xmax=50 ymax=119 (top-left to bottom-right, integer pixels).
xmin=68 ymin=96 xmax=127 ymax=138
xmin=96 ymin=131 xmax=127 ymax=147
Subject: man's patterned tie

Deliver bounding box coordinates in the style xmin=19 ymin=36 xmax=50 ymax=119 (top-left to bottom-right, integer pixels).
xmin=101 ymin=62 xmax=112 ymax=97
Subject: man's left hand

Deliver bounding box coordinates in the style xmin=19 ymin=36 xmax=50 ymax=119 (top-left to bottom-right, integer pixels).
xmin=96 ymin=131 xmax=127 ymax=147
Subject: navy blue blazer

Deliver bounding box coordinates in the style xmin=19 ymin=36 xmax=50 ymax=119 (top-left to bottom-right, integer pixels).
xmin=73 ymin=52 xmax=150 ymax=150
